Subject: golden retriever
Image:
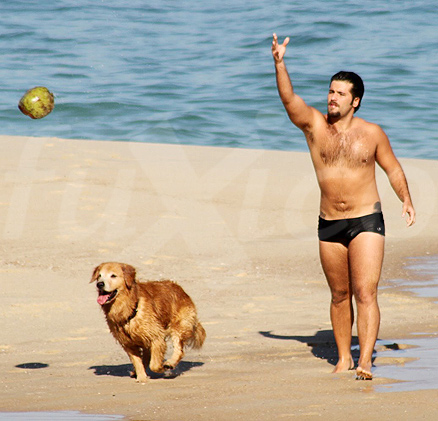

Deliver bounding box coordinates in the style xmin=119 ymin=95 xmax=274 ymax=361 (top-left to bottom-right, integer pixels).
xmin=90 ymin=262 xmax=206 ymax=383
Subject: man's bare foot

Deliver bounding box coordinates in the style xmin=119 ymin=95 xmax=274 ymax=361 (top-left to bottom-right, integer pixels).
xmin=356 ymin=365 xmax=373 ymax=380
xmin=332 ymin=357 xmax=355 ymax=373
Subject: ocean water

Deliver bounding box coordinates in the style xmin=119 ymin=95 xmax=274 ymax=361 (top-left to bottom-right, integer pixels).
xmin=0 ymin=1 xmax=437 ymax=159
xmin=374 ymin=256 xmax=438 ymax=391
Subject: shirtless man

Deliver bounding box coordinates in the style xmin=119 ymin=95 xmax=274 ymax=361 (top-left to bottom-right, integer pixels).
xmin=272 ymin=34 xmax=415 ymax=380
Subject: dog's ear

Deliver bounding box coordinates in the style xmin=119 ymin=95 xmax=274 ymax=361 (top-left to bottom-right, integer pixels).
xmin=121 ymin=264 xmax=136 ymax=289
xmin=90 ymin=264 xmax=102 ymax=283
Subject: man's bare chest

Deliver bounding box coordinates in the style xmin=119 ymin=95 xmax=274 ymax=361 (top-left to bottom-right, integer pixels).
xmin=309 ymin=129 xmax=375 ymax=168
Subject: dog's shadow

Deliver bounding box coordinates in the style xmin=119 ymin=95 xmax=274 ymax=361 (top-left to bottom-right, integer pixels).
xmin=89 ymin=361 xmax=204 ymax=380
xmin=259 ymin=329 xmax=368 ymax=366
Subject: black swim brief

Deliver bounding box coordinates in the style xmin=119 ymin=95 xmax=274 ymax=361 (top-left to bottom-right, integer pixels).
xmin=318 ymin=212 xmax=385 ymax=244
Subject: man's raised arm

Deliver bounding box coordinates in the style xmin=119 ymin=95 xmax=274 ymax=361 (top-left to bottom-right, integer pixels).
xmin=272 ymin=33 xmax=316 ymax=132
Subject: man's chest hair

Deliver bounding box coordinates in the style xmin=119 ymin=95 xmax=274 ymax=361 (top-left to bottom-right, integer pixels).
xmin=310 ymin=128 xmax=375 ymax=168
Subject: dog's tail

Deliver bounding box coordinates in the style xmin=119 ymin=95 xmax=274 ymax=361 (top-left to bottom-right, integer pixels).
xmin=189 ymin=319 xmax=206 ymax=349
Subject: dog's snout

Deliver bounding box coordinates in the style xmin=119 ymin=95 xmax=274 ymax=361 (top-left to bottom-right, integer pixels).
xmin=97 ymin=281 xmax=105 ymax=290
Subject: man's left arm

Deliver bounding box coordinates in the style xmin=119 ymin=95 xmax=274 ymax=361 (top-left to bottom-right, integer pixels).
xmin=375 ymin=126 xmax=416 ymax=226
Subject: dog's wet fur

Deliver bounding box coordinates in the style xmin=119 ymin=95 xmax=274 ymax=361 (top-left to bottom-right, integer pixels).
xmin=90 ymin=262 xmax=206 ymax=383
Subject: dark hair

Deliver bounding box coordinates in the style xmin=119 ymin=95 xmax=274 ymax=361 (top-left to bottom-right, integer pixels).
xmin=330 ymin=71 xmax=365 ymax=112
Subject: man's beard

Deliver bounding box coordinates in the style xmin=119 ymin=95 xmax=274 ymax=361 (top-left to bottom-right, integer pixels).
xmin=327 ymin=108 xmax=341 ymax=118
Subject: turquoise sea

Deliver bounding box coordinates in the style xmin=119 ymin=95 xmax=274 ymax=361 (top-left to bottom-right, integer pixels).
xmin=0 ymin=0 xmax=437 ymax=159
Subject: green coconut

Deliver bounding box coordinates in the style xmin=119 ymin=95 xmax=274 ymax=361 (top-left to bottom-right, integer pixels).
xmin=18 ymin=86 xmax=55 ymax=119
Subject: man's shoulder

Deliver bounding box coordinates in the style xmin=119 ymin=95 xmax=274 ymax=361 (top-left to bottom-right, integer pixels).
xmin=353 ymin=116 xmax=385 ymax=134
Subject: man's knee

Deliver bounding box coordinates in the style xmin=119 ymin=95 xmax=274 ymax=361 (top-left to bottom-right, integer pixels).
xmin=331 ymin=289 xmax=351 ymax=306
xmin=354 ymin=287 xmax=377 ymax=306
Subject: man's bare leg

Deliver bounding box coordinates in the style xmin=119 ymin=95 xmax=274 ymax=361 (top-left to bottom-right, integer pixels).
xmin=349 ymin=232 xmax=385 ymax=380
xmin=319 ymin=240 xmax=355 ymax=373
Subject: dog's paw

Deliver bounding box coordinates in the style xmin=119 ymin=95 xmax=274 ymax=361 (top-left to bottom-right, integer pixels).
xmin=163 ymin=361 xmax=175 ymax=371
xmin=149 ymin=364 xmax=165 ymax=373
xmin=135 ymin=374 xmax=148 ymax=383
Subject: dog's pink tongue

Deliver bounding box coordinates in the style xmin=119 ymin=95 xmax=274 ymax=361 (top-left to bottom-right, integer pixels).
xmin=97 ymin=294 xmax=110 ymax=305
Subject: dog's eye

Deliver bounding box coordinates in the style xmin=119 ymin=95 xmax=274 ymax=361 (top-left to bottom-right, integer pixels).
xmin=111 ymin=274 xmax=117 ymax=278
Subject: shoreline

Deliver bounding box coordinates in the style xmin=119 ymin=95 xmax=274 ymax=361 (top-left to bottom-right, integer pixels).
xmin=1 ymin=135 xmax=438 ymax=420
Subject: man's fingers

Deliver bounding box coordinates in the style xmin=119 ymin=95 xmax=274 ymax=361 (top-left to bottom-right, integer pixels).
xmin=273 ymin=33 xmax=290 ymax=48
xmin=272 ymin=33 xmax=289 ymax=62
xmin=408 ymin=211 xmax=416 ymax=226
xmin=402 ymin=206 xmax=416 ymax=227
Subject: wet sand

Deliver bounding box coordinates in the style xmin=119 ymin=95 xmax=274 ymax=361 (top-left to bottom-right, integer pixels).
xmin=1 ymin=135 xmax=438 ymax=420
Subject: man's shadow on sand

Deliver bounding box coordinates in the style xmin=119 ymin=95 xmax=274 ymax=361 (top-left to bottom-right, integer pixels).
xmin=259 ymin=329 xmax=375 ymax=367
xmin=89 ymin=361 xmax=204 ymax=380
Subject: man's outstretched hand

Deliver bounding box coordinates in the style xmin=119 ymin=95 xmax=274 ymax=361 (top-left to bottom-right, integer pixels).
xmin=272 ymin=33 xmax=290 ymax=63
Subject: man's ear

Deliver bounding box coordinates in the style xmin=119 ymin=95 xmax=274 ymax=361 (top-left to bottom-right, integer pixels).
xmin=352 ymin=97 xmax=360 ymax=109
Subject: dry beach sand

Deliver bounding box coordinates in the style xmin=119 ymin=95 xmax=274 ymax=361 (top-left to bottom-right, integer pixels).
xmin=1 ymin=135 xmax=438 ymax=420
